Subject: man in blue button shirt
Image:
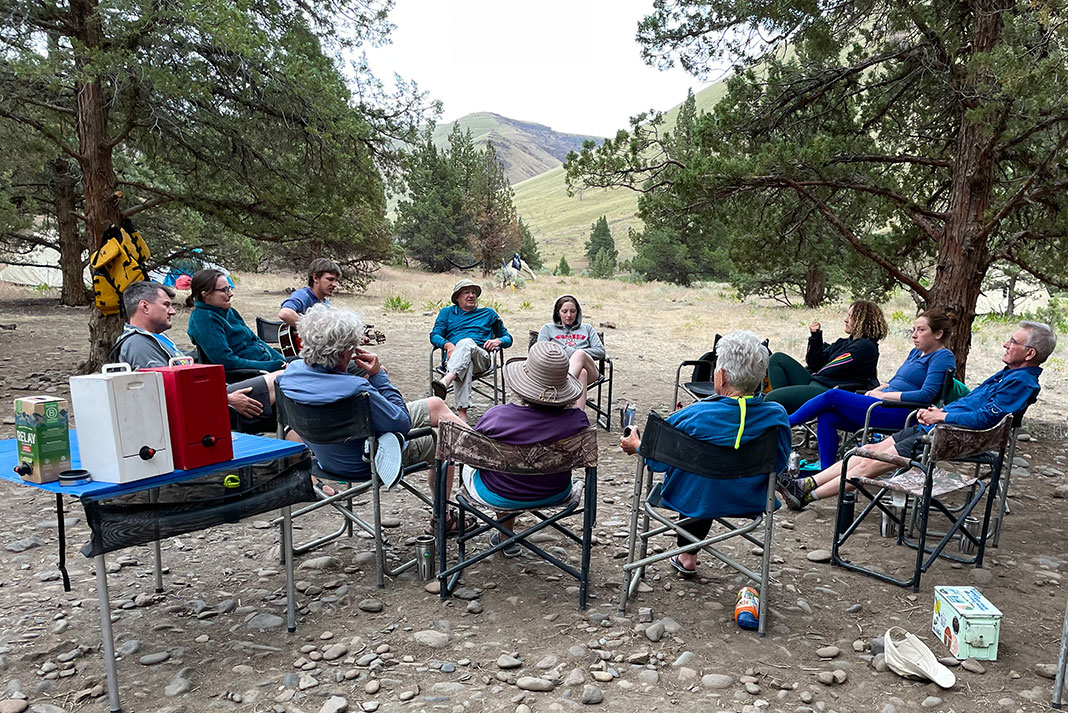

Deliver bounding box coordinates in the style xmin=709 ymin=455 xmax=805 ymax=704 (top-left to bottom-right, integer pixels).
xmin=779 ymin=321 xmax=1057 ymax=509
xmin=430 ymin=279 xmax=512 ymax=422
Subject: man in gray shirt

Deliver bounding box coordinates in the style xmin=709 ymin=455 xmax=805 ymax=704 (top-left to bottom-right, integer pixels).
xmin=114 ymin=281 xmax=280 ymax=433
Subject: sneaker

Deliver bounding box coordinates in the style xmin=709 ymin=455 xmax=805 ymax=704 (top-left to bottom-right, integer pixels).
xmin=489 ymin=531 xmax=522 ymax=558
xmin=777 ymin=476 xmax=811 ymax=511
xmin=431 ymin=378 xmax=448 ymax=399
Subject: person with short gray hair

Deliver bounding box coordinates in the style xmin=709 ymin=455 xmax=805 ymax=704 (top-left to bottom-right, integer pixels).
xmin=280 ymin=305 xmax=471 ymax=533
xmin=1020 ymin=320 xmax=1057 ymax=363
xmin=620 ymin=330 xmax=791 ymax=576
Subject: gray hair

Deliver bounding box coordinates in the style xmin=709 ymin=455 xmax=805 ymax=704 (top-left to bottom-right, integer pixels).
xmin=1021 ymin=321 xmax=1058 ymax=363
xmin=298 ymin=304 xmax=364 ymax=367
xmin=123 ymin=281 xmax=174 ymax=316
xmin=716 ymin=330 xmax=769 ymax=394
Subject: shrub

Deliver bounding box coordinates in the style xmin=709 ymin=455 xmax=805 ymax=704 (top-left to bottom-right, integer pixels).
xmin=384 ymin=295 xmax=412 ymax=312
xmin=554 ymin=255 xmax=572 ymax=276
xmin=423 ymin=298 xmax=447 ymax=311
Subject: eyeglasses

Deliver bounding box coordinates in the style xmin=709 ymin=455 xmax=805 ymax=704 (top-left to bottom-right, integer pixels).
xmin=212 ymin=286 xmax=234 ymax=294
xmin=1007 ymin=336 xmax=1034 ymax=350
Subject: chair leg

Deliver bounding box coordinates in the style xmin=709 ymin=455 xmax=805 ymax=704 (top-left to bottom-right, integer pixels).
xmin=435 ymin=461 xmax=449 ymax=602
xmin=370 ymin=463 xmax=386 ymax=589
xmin=579 ymin=467 xmax=596 ymax=610
xmin=758 ymin=472 xmax=774 ymax=637
xmin=619 ymin=459 xmax=647 ymax=613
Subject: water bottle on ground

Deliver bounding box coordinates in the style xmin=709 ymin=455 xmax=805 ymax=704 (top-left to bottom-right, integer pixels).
xmin=788 ymin=451 xmax=801 ymax=478
xmin=734 ymin=586 xmax=759 ymax=630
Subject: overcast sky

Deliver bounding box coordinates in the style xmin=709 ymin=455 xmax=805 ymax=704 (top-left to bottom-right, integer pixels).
xmin=361 ymin=0 xmax=717 ymax=137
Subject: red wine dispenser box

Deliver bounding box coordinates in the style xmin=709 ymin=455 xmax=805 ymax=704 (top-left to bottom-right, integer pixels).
xmin=141 ymin=358 xmax=233 ymax=470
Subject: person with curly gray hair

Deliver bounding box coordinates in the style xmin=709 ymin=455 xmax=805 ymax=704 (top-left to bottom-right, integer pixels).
xmin=279 ymin=305 xmax=470 ymax=534
xmin=620 ymin=330 xmax=791 ymax=577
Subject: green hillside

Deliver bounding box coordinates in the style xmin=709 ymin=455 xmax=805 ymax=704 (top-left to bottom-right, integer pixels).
xmin=432 ymin=112 xmax=602 ymax=185
xmin=513 ymin=79 xmax=730 ymax=269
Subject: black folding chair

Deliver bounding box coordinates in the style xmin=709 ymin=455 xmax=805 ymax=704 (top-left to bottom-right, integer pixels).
xmin=429 ymin=345 xmax=507 ymax=405
xmin=619 ymin=413 xmax=781 ymax=636
xmin=256 ymin=317 xmax=283 ymax=344
xmin=527 ymin=331 xmax=614 ymax=430
xmin=433 ymin=420 xmax=599 ymax=609
xmin=272 ymin=387 xmax=436 ymax=587
xmin=830 ymin=415 xmax=1014 ymax=591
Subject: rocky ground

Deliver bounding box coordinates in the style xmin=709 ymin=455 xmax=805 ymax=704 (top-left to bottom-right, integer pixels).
xmin=1 ymin=273 xmax=1067 ymax=713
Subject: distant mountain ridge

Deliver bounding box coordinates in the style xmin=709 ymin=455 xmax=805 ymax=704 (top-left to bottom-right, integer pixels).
xmin=432 ymin=112 xmax=602 ymax=185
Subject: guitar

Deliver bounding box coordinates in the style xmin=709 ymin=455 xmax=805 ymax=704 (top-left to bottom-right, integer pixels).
xmin=278 ymin=323 xmax=386 ymax=358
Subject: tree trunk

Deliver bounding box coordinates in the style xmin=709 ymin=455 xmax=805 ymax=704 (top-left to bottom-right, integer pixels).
xmin=71 ymin=0 xmax=122 ymax=372
xmin=52 ymin=159 xmax=89 ymax=307
xmin=802 ymin=264 xmax=828 ymax=308
xmin=927 ymin=0 xmax=1009 ymax=381
xmin=1004 ymin=272 xmax=1017 ymax=317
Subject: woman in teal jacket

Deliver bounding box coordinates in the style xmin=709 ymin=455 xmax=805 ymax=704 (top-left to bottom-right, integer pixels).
xmin=186 ymin=269 xmax=286 ymax=372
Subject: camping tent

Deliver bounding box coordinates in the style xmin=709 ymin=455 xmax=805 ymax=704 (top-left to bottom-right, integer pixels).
xmin=0 ymin=246 xmax=90 ymax=288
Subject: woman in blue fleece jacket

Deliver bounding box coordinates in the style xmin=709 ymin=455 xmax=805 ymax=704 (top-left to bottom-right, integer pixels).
xmin=186 ymin=269 xmax=286 ymax=372
xmin=789 ymin=310 xmax=956 ymax=467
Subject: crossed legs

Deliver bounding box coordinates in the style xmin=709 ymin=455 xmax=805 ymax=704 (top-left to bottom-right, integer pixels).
xmin=568 ymin=350 xmax=600 ymax=409
xmin=439 ymin=339 xmax=492 ymax=422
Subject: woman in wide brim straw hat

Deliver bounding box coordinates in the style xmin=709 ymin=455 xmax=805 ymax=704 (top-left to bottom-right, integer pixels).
xmin=461 ymin=341 xmax=590 ymax=557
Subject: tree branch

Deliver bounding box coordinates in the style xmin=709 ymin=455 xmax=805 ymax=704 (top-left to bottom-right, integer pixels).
xmin=1000 ymin=253 xmax=1068 ymax=290
xmin=0 ymin=107 xmax=81 ymax=160
xmin=780 ymin=178 xmax=932 ymax=299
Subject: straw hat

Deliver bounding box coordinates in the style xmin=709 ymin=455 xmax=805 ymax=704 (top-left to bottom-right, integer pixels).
xmin=505 ymin=342 xmax=583 ymax=406
xmin=451 ymin=278 xmax=482 ymax=304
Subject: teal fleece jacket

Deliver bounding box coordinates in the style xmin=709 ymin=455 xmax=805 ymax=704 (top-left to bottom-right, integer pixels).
xmin=187 ymin=301 xmax=285 ymax=371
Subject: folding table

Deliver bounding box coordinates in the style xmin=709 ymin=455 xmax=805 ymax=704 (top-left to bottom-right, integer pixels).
xmin=0 ymin=431 xmax=309 ymax=712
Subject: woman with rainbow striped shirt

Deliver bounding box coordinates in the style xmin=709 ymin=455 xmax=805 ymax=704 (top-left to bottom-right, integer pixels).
xmin=764 ymin=300 xmax=888 ymax=414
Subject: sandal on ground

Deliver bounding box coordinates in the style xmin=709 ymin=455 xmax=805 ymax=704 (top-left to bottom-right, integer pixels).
xmin=431 ymin=379 xmax=448 ymax=399
xmin=489 ymin=531 xmax=522 ymax=558
xmin=313 ymin=479 xmax=339 ymax=497
xmin=425 ymin=510 xmax=475 ymax=537
xmin=669 ymin=554 xmax=697 ymax=577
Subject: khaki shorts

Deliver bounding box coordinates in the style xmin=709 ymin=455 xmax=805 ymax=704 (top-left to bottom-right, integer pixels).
xmin=403 ymin=398 xmax=436 ymax=467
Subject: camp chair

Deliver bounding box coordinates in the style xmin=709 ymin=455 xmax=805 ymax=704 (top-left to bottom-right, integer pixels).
xmin=673 ymin=334 xmax=771 ymax=408
xmin=432 ymin=420 xmax=599 ymax=609
xmin=272 ymin=386 xmax=436 ymax=587
xmin=672 ymin=336 xmax=722 ymax=407
xmin=618 ymin=413 xmax=781 ymax=636
xmin=527 ymin=331 xmax=614 ymax=430
xmin=829 ymin=415 xmax=1014 ymax=591
xmin=256 ymin=317 xmax=283 ymax=344
xmin=977 ymin=388 xmax=1039 ymax=547
xmin=429 ymin=345 xmax=507 ymax=406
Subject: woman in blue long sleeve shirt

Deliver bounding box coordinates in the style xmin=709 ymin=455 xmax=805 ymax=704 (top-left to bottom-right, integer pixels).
xmin=789 ymin=311 xmax=956 ymax=467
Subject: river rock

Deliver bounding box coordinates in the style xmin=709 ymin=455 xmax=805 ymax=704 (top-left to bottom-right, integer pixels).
xmin=701 ymin=674 xmax=733 ymax=690
xmin=358 ymin=599 xmax=383 ymax=613
xmin=497 ymin=654 xmax=522 ymax=669
xmin=0 ymin=701 xmax=28 ymax=713
xmin=414 ymin=630 xmax=450 ymax=648
xmin=816 ymin=646 xmax=840 ymax=659
xmin=319 ymin=696 xmax=348 ymax=713
xmin=246 ymin=613 xmax=285 ymax=630
xmin=581 ymin=684 xmax=604 ymax=704
xmin=807 ymin=549 xmax=832 ymax=562
xmin=516 ymin=677 xmax=554 ymax=692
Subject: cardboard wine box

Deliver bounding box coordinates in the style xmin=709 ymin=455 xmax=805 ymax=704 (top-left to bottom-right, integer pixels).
xmin=14 ymin=396 xmax=71 ymax=484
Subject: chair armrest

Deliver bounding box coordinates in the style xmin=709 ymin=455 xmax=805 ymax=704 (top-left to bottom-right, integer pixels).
xmin=861 ymin=399 xmax=927 ymax=442
xmin=405 ymin=427 xmax=435 ymax=442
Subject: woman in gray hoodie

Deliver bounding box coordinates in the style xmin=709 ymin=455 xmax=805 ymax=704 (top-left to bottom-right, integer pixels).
xmin=537 ymin=294 xmax=604 ymax=407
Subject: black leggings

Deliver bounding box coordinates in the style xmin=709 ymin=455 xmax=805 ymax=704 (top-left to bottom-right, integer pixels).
xmin=677 ymin=518 xmax=713 ymax=548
